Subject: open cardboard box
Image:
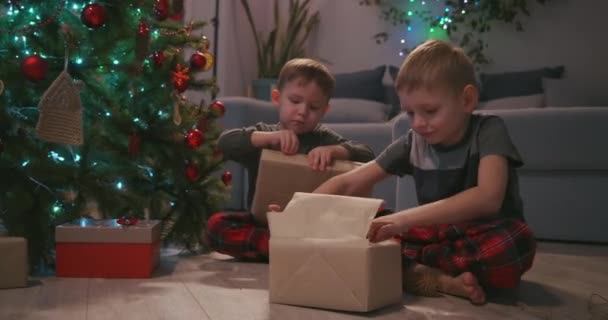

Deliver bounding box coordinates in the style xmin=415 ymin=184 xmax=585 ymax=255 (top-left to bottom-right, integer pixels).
xmin=268 ymin=192 xmax=403 ymax=312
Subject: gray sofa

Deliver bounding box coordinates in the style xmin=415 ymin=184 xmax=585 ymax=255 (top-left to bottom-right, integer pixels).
xmin=217 ymin=95 xmax=608 ymax=243
xmin=393 ymin=107 xmax=608 ymax=243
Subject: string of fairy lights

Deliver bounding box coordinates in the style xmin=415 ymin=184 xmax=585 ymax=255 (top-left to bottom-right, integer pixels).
xmin=1 ymin=2 xmax=166 ymax=68
xmin=379 ymin=0 xmax=480 ymax=56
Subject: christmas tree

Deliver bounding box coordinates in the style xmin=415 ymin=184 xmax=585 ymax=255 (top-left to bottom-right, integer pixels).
xmin=0 ymin=0 xmax=229 ymax=271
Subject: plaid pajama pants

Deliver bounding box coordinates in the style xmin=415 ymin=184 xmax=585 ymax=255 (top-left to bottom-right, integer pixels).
xmin=205 ymin=208 xmax=393 ymax=261
xmin=207 ymin=211 xmax=536 ymax=289
xmin=206 ymin=212 xmax=270 ymax=261
xmin=400 ymin=218 xmax=536 ymax=289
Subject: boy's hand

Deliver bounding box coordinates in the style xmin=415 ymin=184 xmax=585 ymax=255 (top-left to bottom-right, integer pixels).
xmin=268 ymin=204 xmax=282 ymax=212
xmin=366 ymin=217 xmax=403 ymax=243
xmin=308 ymin=146 xmax=336 ymax=171
xmin=271 ymin=130 xmax=299 ymax=155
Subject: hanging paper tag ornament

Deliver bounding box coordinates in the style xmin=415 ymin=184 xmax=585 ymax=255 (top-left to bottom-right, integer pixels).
xmin=36 ymin=71 xmax=84 ymax=146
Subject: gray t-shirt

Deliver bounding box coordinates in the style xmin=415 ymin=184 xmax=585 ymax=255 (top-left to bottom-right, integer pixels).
xmin=376 ymin=114 xmax=525 ymax=221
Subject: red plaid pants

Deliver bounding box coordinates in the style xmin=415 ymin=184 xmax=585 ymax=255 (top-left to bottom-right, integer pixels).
xmin=205 ymin=208 xmax=392 ymax=261
xmin=400 ymin=218 xmax=536 ymax=289
xmin=206 ymin=212 xmax=270 ymax=261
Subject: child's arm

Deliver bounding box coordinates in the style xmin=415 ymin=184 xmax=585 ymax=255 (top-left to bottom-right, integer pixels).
xmin=251 ymin=130 xmax=299 ymax=154
xmin=218 ymin=124 xmax=299 ymax=163
xmin=217 ymin=128 xmax=258 ymax=163
xmin=314 ymin=161 xmax=390 ymax=197
xmin=316 ymin=126 xmax=375 ymax=162
xmin=306 ymin=126 xmax=374 ymax=170
xmin=368 ymin=154 xmax=509 ymax=242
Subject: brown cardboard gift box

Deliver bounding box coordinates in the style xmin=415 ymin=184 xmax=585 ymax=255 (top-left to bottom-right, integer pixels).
xmin=0 ymin=237 xmax=28 ymax=289
xmin=268 ymin=193 xmax=402 ymax=312
xmin=251 ymin=149 xmax=362 ymax=224
xmin=55 ymin=219 xmax=161 ymax=278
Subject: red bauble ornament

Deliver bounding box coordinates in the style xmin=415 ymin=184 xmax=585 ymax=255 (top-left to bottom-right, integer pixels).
xmin=117 ymin=216 xmax=138 ymax=226
xmin=190 ymin=52 xmax=207 ymax=70
xmin=185 ymin=163 xmax=200 ymax=182
xmin=21 ymin=55 xmax=48 ymax=81
xmin=128 ymin=131 xmax=141 ymax=157
xmin=151 ymin=51 xmax=164 ymax=67
xmin=154 ymin=0 xmax=169 ymax=20
xmin=210 ymin=100 xmax=225 ymax=117
xmin=81 ymin=3 xmax=107 ymax=29
xmin=221 ymin=171 xmax=232 ymax=186
xmin=185 ymin=129 xmax=204 ymax=148
xmin=138 ymin=20 xmax=150 ymax=36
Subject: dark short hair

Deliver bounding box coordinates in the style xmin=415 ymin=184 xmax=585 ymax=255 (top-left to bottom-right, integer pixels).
xmin=277 ymin=58 xmax=335 ymax=98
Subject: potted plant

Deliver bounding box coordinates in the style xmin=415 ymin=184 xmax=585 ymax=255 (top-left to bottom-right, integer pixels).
xmin=240 ymin=0 xmax=320 ymax=100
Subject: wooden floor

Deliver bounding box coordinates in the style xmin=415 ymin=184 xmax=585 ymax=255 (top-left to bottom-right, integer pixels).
xmin=1 ymin=242 xmax=607 ymax=320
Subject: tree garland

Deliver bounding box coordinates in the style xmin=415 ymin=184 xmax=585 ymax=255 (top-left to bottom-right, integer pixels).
xmin=0 ymin=0 xmax=66 ymax=34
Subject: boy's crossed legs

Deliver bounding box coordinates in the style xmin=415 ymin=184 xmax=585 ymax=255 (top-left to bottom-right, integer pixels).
xmin=400 ymin=218 xmax=536 ymax=304
xmin=206 ymin=211 xmax=536 ymax=305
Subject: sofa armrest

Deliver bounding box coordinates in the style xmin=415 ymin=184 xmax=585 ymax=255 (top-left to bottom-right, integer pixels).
xmin=391 ymin=112 xmax=410 ymax=140
xmin=218 ymin=97 xmax=279 ymax=130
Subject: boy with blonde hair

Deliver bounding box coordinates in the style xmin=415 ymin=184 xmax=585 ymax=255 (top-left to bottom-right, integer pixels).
xmin=303 ymin=40 xmax=536 ymax=304
xmin=207 ymin=58 xmax=374 ymax=261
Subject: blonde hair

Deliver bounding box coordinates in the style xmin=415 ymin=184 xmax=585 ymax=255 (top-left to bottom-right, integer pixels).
xmin=277 ymin=58 xmax=335 ymax=98
xmin=395 ymin=40 xmax=476 ymax=95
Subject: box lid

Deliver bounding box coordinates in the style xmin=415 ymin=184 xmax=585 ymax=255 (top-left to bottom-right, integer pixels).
xmin=55 ymin=218 xmax=161 ymax=244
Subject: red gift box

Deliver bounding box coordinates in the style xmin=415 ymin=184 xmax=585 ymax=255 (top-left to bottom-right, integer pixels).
xmin=55 ymin=218 xmax=161 ymax=278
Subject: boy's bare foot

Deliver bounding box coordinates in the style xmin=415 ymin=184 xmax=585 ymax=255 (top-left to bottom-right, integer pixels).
xmin=403 ymin=264 xmax=441 ymax=297
xmin=438 ymin=271 xmax=486 ymax=305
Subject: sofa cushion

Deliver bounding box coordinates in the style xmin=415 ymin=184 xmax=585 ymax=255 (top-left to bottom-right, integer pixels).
xmin=325 ymin=98 xmax=389 ymax=123
xmin=479 ymin=66 xmax=565 ymax=101
xmin=333 ymin=66 xmax=386 ymax=103
xmin=478 ymin=94 xmax=545 ymax=110
xmin=541 ymin=78 xmax=597 ymax=108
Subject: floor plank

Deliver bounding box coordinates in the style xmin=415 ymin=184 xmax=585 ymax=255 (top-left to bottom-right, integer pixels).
xmin=85 ymin=255 xmax=210 ymax=320
xmin=0 ymin=277 xmax=89 ymax=320
xmin=0 ymin=242 xmax=606 ymax=320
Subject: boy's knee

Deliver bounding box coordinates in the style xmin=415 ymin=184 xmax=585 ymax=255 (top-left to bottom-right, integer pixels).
xmin=205 ymin=212 xmax=226 ymax=241
xmin=207 ymin=212 xmax=225 ymax=227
